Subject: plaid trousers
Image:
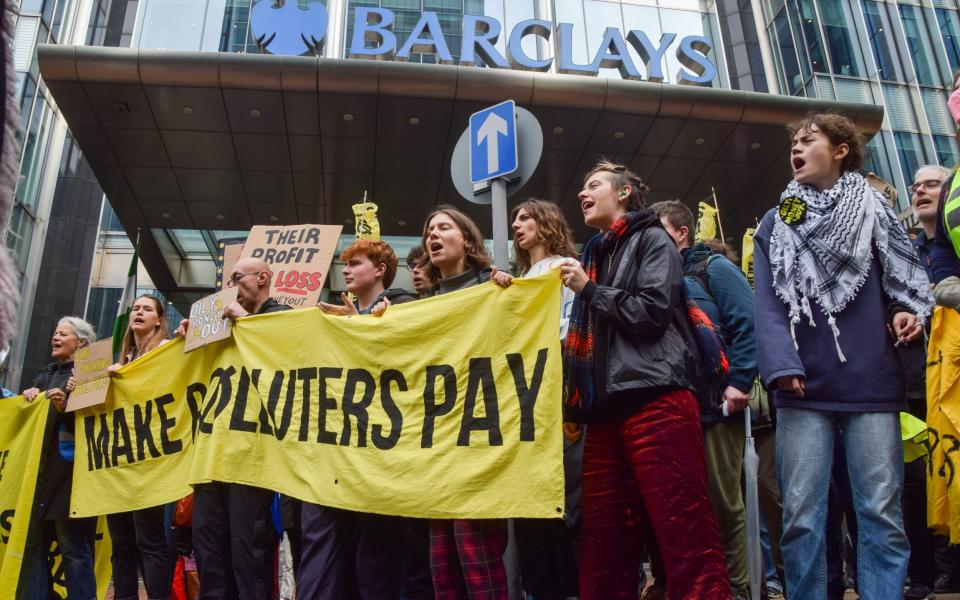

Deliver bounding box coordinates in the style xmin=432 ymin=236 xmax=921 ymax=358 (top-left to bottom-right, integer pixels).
xmin=429 ymin=519 xmax=508 ymax=600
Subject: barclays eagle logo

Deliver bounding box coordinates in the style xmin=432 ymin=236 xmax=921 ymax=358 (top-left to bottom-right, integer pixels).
xmin=250 ymin=0 xmax=328 ymax=56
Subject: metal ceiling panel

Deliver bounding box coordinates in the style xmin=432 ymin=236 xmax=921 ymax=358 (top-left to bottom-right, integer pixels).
xmin=573 ymin=152 xmax=633 ymax=182
xmin=455 ymin=67 xmax=534 ymax=105
xmin=84 ymin=83 xmax=156 ymax=129
xmin=535 ymin=107 xmax=601 ymax=150
xmin=44 ymin=81 xmax=100 ymax=127
xmin=373 ymin=175 xmax=440 ymax=208
xmin=284 ymin=92 xmax=321 ymax=135
xmin=527 ymin=147 xmax=584 ymax=185
xmin=187 ymin=201 xmax=253 ymax=230
xmin=220 ymin=52 xmax=282 ymax=90
xmin=586 ymin=113 xmax=654 ymax=154
xmin=144 ymin=86 xmax=230 ymax=132
xmin=233 ymin=133 xmax=291 ymax=171
xmin=289 ymin=135 xmax=323 ymax=172
xmin=603 ymin=78 xmax=661 ymax=115
xmin=176 ymin=168 xmax=245 ymax=202
xmin=293 ymin=172 xmax=324 ymax=205
xmin=666 ymin=119 xmax=737 ymax=159
xmin=715 ymin=122 xmax=789 ymax=164
xmin=249 ymin=202 xmax=299 ymax=225
xmin=242 ymin=170 xmax=296 ymax=203
xmin=379 ymin=61 xmax=458 ymax=99
xmin=104 ymin=127 xmax=170 ymax=167
xmin=321 ymin=137 xmax=375 ymax=175
xmin=323 ymin=173 xmax=373 ymax=206
xmin=691 ymin=161 xmax=766 ymax=196
xmin=280 ymin=55 xmax=318 ymax=93
xmin=296 ymin=203 xmax=326 ymax=223
xmin=318 ymin=94 xmax=378 ymax=138
xmin=629 ymin=154 xmax=662 ymax=182
xmin=648 ymin=157 xmax=710 ymax=195
xmin=161 ymin=130 xmax=238 ymax=169
xmin=70 ymin=126 xmax=118 ymax=166
xmin=223 ymin=88 xmax=286 ymax=133
xmin=139 ymin=200 xmax=194 ymax=228
xmin=123 ymin=166 xmax=182 ymax=200
xmin=532 ymin=73 xmax=605 ymax=110
xmin=139 ymin=49 xmax=220 ymax=86
xmin=95 ymin=165 xmax=137 ymax=203
xmin=377 ymin=97 xmax=453 ymax=142
xmin=636 ymin=117 xmax=684 ymax=156
xmin=375 ymin=140 xmax=445 ymax=178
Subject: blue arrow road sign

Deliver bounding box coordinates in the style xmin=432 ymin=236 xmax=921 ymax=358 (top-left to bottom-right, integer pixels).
xmin=469 ymin=100 xmax=518 ymax=184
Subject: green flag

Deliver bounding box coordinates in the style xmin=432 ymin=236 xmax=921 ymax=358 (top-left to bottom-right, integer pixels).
xmin=112 ymin=245 xmax=137 ymax=356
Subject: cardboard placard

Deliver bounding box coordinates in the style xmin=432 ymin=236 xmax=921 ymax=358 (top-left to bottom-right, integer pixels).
xmin=184 ymin=287 xmax=239 ymax=353
xmin=67 ymin=338 xmax=113 ymax=412
xmin=238 ymin=224 xmax=342 ymax=308
xmin=218 ymin=239 xmax=246 ymax=291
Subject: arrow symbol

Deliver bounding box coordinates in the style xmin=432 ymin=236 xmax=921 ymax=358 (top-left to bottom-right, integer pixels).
xmin=477 ymin=111 xmax=509 ymax=175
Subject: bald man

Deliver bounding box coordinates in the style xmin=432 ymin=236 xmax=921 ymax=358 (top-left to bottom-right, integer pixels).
xmin=190 ymin=257 xmax=291 ymax=600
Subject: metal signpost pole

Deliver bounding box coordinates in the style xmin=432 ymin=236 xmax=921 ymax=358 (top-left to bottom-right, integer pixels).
xmin=491 ymin=178 xmax=509 ymax=270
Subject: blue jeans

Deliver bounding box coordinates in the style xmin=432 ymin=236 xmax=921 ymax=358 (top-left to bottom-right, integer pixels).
xmin=17 ymin=517 xmax=97 ymax=600
xmin=776 ymin=408 xmax=908 ymax=600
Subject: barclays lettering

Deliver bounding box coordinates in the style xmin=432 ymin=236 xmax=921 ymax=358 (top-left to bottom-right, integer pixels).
xmin=251 ymin=1 xmax=717 ymax=85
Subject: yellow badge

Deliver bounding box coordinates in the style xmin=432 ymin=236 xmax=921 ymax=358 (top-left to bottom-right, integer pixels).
xmin=778 ymin=196 xmax=807 ymax=226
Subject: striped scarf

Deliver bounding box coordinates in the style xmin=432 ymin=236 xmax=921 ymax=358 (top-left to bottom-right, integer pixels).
xmin=564 ymin=211 xmax=650 ymax=414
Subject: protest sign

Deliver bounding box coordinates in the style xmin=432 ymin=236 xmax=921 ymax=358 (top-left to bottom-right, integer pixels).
xmin=71 ymin=275 xmax=564 ymax=521
xmin=218 ymin=239 xmax=245 ymax=291
xmin=238 ymin=224 xmax=342 ymax=308
xmin=184 ymin=288 xmax=239 ymax=353
xmin=0 ymin=397 xmax=48 ymax=592
xmin=68 ymin=338 xmax=113 ymax=412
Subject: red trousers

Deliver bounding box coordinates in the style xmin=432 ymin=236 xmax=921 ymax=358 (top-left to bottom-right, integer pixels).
xmin=429 ymin=519 xmax=508 ymax=600
xmin=579 ymin=389 xmax=730 ymax=600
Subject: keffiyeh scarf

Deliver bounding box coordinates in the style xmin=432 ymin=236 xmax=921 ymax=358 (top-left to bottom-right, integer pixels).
xmin=769 ymin=171 xmax=934 ymax=362
xmin=564 ymin=211 xmax=658 ymax=413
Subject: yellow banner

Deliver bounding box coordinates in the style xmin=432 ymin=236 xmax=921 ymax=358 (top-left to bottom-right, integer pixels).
xmin=741 ymin=227 xmax=756 ymax=286
xmin=696 ymin=201 xmax=718 ymax=242
xmin=0 ymin=396 xmax=48 ymax=592
xmin=928 ymin=306 xmax=960 ymax=542
xmin=72 ymin=275 xmax=565 ymax=520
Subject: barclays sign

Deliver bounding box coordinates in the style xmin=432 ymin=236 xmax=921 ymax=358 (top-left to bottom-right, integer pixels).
xmin=251 ymin=1 xmax=718 ymax=85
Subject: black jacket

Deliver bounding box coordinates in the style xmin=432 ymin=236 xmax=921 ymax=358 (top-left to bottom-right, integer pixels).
xmin=578 ymin=218 xmax=698 ymax=420
xmin=357 ymin=288 xmax=417 ymax=314
xmin=256 ymin=297 xmax=291 ymax=315
xmin=32 ymin=360 xmax=75 ymax=520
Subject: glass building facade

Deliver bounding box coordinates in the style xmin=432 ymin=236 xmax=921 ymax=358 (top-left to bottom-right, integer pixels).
xmin=759 ymin=0 xmax=960 ymax=211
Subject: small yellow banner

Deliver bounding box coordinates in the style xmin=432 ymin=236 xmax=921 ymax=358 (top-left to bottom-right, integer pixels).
xmin=741 ymin=227 xmax=756 ymax=286
xmin=72 ymin=275 xmax=565 ymax=520
xmin=696 ymin=201 xmax=718 ymax=242
xmin=0 ymin=396 xmax=48 ymax=593
xmin=927 ymin=305 xmax=960 ymax=542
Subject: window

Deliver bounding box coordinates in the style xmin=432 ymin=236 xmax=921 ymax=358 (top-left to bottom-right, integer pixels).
xmin=934 ymin=135 xmax=960 ymax=169
xmin=899 ymin=4 xmax=940 ymax=86
xmin=893 ymin=131 xmax=927 ymax=192
xmin=16 ymin=95 xmax=51 ymax=213
xmin=861 ymin=1 xmax=903 ymax=81
xmin=937 ymin=8 xmax=960 ymax=72
xmin=6 ymin=204 xmax=34 ymax=272
xmin=773 ymin=9 xmax=803 ymax=94
xmin=818 ymin=0 xmax=865 ymax=77
xmin=794 ymin=0 xmax=828 ymax=73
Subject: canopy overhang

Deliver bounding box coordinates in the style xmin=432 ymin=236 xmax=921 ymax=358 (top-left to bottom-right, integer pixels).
xmin=37 ymin=45 xmax=884 ymax=294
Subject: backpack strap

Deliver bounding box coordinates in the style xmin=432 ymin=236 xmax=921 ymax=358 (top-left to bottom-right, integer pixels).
xmin=690 ymin=254 xmax=719 ymax=301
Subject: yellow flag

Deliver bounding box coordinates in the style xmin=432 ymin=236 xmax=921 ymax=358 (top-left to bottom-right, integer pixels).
xmin=352 ymin=200 xmax=381 ymax=241
xmin=0 ymin=397 xmax=48 ymax=593
xmin=696 ymin=201 xmax=718 ymax=242
xmin=927 ymin=306 xmax=960 ymax=542
xmin=741 ymin=228 xmax=756 ymax=286
xmin=72 ymin=274 xmax=565 ymax=520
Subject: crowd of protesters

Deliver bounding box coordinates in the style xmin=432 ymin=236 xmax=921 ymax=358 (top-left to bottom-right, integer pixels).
xmin=11 ymin=90 xmax=960 ymax=600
